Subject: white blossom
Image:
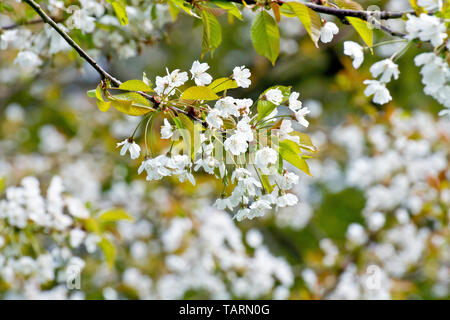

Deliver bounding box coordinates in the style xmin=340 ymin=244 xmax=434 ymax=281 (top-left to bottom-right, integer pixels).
xmin=370 ymin=59 xmax=400 ymax=83
xmin=343 ymin=41 xmax=364 ymax=69
xmin=406 ymin=13 xmax=447 ymax=47
xmin=117 ymin=138 xmax=141 ymax=159
xmin=265 ymin=89 xmax=283 ymax=105
xmin=190 ymin=60 xmax=212 ymax=86
xmin=232 ymin=66 xmax=251 ymax=88
xmin=14 ymin=51 xmax=43 ymax=70
xmin=288 ymin=91 xmax=302 ymax=111
xmin=320 ymin=22 xmax=339 ymax=43
xmin=294 ymin=107 xmax=310 ymax=127
xmin=363 ymin=80 xmax=392 ymax=105
xmin=160 ymin=119 xmax=173 ymax=139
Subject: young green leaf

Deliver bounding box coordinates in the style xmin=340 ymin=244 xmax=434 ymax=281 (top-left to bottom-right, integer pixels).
xmin=347 ymin=17 xmax=373 ymax=50
xmin=201 ymin=9 xmax=222 ymax=57
xmin=334 ymin=0 xmax=373 ymax=49
xmin=279 ymin=140 xmax=312 ymax=176
xmin=260 ymin=174 xmax=274 ymax=193
xmin=97 ymin=99 xmax=111 ymax=112
xmin=98 ymin=209 xmax=133 ymax=222
xmin=0 ymin=177 xmax=5 ymax=195
xmin=99 ymin=237 xmax=116 ymax=269
xmin=207 ymin=77 xmax=238 ymax=93
xmin=110 ymin=92 xmax=155 ymax=116
xmin=167 ymin=0 xmax=181 ymax=20
xmin=107 ymin=0 xmax=128 ymax=26
xmin=257 ymin=100 xmax=277 ymax=121
xmin=288 ymin=132 xmax=317 ymax=152
xmin=181 ymin=86 xmax=220 ymax=100
xmin=288 ymin=2 xmax=321 ymax=48
xmin=211 ymin=0 xmax=242 ymax=20
xmin=251 ymin=11 xmax=280 ymax=65
xmin=119 ymin=80 xmax=153 ymax=92
xmin=173 ymin=113 xmax=202 ymax=159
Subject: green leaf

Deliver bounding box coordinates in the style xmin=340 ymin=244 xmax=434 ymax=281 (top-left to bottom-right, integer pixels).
xmin=109 ymin=92 xmax=155 ymax=116
xmin=289 ymin=132 xmax=317 ymax=152
xmin=107 ymin=0 xmax=128 ymax=26
xmin=119 ymin=80 xmax=153 ymax=92
xmin=251 ymin=11 xmax=280 ymax=65
xmin=99 ymin=209 xmax=133 ymax=222
xmin=0 ymin=177 xmax=5 ymax=195
xmin=201 ymin=9 xmax=222 ymax=57
xmin=257 ymin=100 xmax=277 ymax=121
xmin=347 ymin=17 xmax=373 ymax=50
xmin=169 ymin=0 xmax=199 ymax=17
xmin=173 ymin=113 xmax=202 ymax=159
xmin=86 ymin=89 xmax=96 ymax=98
xmin=334 ymin=0 xmax=373 ymax=49
xmin=260 ymin=174 xmax=274 ymax=193
xmin=257 ymin=85 xmax=291 ymax=121
xmin=181 ymin=86 xmax=220 ymax=100
xmin=207 ymin=77 xmax=238 ymax=93
xmin=279 ymin=140 xmax=311 ymax=176
xmin=99 ymin=237 xmax=116 ymax=269
xmin=167 ymin=0 xmax=181 ymax=20
xmin=334 ymin=0 xmax=363 ymax=10
xmin=211 ymin=0 xmax=242 ymax=20
xmin=288 ymin=2 xmax=321 ymax=48
xmin=96 ymin=99 xmax=111 ymax=112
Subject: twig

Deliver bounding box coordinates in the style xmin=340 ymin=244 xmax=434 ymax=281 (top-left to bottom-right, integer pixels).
xmin=227 ymin=0 xmax=414 ymax=21
xmin=1 ymin=17 xmax=62 ymax=30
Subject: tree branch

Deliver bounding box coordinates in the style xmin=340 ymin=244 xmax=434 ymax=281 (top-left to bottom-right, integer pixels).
xmin=223 ymin=0 xmax=412 ymax=38
xmin=1 ymin=17 xmax=62 ymax=31
xmin=227 ymin=0 xmax=415 ymax=21
xmin=22 ymin=0 xmax=122 ymax=87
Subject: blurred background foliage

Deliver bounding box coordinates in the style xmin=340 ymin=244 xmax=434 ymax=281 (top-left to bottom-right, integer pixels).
xmin=0 ymin=0 xmax=448 ymax=300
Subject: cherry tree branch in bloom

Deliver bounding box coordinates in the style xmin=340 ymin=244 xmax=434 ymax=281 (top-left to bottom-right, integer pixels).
xmin=23 ymin=0 xmax=122 ymax=87
xmin=21 ymin=0 xmax=198 ymax=122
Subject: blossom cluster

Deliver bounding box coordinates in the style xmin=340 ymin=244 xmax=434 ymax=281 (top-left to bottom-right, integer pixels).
xmin=341 ymin=3 xmax=449 ymax=115
xmin=113 ymin=62 xmax=314 ymax=221
xmin=0 ymin=176 xmax=102 ymax=299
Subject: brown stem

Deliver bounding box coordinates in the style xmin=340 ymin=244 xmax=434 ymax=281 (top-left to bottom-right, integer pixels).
xmin=1 ymin=17 xmax=63 ymax=30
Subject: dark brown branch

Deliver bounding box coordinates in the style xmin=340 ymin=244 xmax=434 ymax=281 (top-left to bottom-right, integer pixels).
xmin=227 ymin=0 xmax=414 ymax=21
xmin=1 ymin=17 xmax=62 ymax=30
xmin=223 ymin=0 xmax=412 ymax=38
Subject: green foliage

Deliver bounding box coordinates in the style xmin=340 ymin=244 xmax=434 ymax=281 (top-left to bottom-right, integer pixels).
xmin=315 ymin=188 xmax=366 ymax=241
xmin=107 ymin=0 xmax=128 ymax=26
xmin=181 ymin=86 xmax=220 ymax=100
xmin=211 ymin=0 xmax=242 ymax=20
xmin=109 ymin=92 xmax=155 ymax=116
xmin=201 ymin=9 xmax=223 ymax=57
xmin=173 ymin=113 xmax=202 ymax=160
xmin=278 ymin=140 xmax=311 ymax=176
xmin=98 ymin=209 xmax=134 ymax=222
xmin=251 ymin=11 xmax=280 ymax=65
xmin=99 ymin=237 xmax=116 ymax=269
xmin=289 ymin=132 xmax=317 ymax=153
xmin=208 ymin=77 xmax=238 ymax=93
xmin=119 ymin=80 xmax=153 ymax=92
xmin=287 ymin=2 xmax=322 ymax=48
xmin=347 ymin=17 xmax=373 ymax=50
xmin=334 ymin=0 xmax=373 ymax=49
xmin=257 ymin=85 xmax=291 ymax=121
